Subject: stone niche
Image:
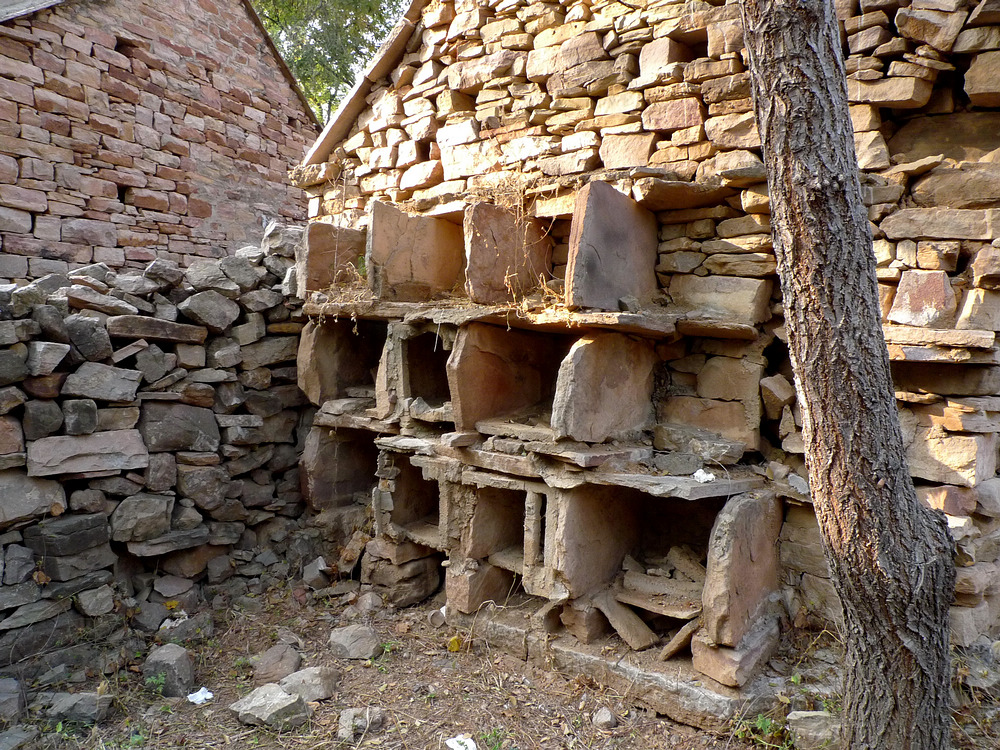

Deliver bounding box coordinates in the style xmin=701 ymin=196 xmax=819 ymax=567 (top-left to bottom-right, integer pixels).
xmin=375 ymin=452 xmax=444 ymax=549
xmin=301 ymin=426 xmax=378 ymax=511
xmin=298 ymin=318 xmax=387 ymax=407
xmin=446 ymin=322 xmax=575 ymax=434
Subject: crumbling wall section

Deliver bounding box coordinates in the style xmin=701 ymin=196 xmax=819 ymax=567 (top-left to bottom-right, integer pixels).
xmin=0 ymin=224 xmax=329 ymax=669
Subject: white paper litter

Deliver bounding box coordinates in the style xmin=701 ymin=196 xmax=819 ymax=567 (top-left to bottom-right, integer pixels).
xmin=692 ymin=469 xmax=715 ymax=483
xmin=187 ymin=687 xmax=214 ymax=704
xmin=445 ymin=737 xmax=478 ymax=750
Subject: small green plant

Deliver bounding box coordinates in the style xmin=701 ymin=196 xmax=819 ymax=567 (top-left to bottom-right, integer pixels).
xmin=144 ymin=672 xmax=166 ymax=695
xmin=732 ymin=714 xmax=793 ymax=749
xmin=479 ymin=727 xmax=507 ymax=750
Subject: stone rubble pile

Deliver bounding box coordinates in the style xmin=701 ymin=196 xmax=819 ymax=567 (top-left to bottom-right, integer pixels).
xmin=0 ymin=223 xmax=322 ymax=668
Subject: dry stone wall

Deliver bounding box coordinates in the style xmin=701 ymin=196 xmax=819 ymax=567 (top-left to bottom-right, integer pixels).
xmin=290 ymin=0 xmax=1000 ymax=704
xmin=0 ymin=0 xmax=317 ymax=282
xmin=0 ymin=224 xmax=323 ymax=668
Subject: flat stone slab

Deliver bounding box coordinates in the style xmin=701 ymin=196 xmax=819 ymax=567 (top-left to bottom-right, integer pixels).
xmin=566 ymin=181 xmax=658 ymax=311
xmin=366 ymin=200 xmax=465 ymax=301
xmin=632 ymin=177 xmax=734 ymax=211
xmin=552 ymin=333 xmax=656 ymax=442
xmin=61 ymin=362 xmax=142 ymax=402
xmin=26 ymin=429 xmax=149 ymax=476
xmin=0 ymin=469 xmax=66 ymax=523
xmin=464 ymin=202 xmax=551 ymax=305
xmin=106 ymin=315 xmax=208 ymax=344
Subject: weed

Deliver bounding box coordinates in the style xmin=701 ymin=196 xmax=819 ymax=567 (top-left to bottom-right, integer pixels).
xmin=479 ymin=726 xmax=507 ymax=750
xmin=143 ymin=672 xmax=165 ymax=696
xmin=732 ymin=714 xmax=793 ymax=749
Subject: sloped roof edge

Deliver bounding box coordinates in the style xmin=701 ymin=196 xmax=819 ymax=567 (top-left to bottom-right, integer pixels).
xmin=302 ymin=0 xmax=430 ymax=166
xmin=0 ymin=0 xmax=63 ymax=23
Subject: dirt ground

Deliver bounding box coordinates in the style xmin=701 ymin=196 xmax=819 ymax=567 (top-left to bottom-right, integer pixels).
xmin=18 ymin=581 xmax=1000 ymax=750
xmin=22 ymin=583 xmax=765 ymax=750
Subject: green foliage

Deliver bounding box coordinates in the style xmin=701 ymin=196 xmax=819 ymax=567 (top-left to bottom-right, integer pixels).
xmin=732 ymin=714 xmax=794 ymax=749
xmin=144 ymin=672 xmax=166 ymax=695
xmin=478 ymin=727 xmax=507 ymax=750
xmin=249 ymin=0 xmax=404 ymax=121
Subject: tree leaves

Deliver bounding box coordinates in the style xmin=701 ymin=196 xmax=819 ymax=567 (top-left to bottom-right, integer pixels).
xmin=250 ymin=0 xmax=403 ymax=121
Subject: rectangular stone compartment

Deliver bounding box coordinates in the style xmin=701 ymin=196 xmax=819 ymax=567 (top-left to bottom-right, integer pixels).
xmin=385 ymin=454 xmax=444 ymax=550
xmin=299 ymin=318 xmax=387 ymax=408
xmin=329 ymin=319 xmax=386 ymax=399
xmin=313 ymin=429 xmax=379 ymax=508
xmin=554 ymin=487 xmax=723 ymax=622
xmin=402 ymin=331 xmax=453 ymax=417
xmin=447 ymin=322 xmax=574 ymax=434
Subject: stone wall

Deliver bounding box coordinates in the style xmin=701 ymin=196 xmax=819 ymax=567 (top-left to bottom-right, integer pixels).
xmin=0 ymin=0 xmax=318 ymax=282
xmin=290 ymin=0 xmax=1000 ymax=700
xmin=0 ymin=225 xmax=324 ymax=668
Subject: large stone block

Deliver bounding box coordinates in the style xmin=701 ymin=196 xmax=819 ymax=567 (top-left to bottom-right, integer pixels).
xmin=566 ymin=181 xmax=657 ymax=311
xmin=39 ymin=543 xmax=117 ymax=582
xmin=241 ymin=337 xmax=299 ymax=370
xmin=464 ymin=202 xmax=551 ymax=305
xmin=0 ymin=415 xmax=23 ymax=455
xmin=888 ymin=112 xmax=1000 ymax=162
xmin=0 ymin=470 xmax=66 ymax=525
xmin=691 ymin=616 xmax=779 ymax=687
xmin=526 ymin=32 xmax=606 ymax=81
xmin=106 ymin=316 xmax=208 ymax=344
xmin=703 ymin=492 xmax=782 ymax=647
xmin=892 ymin=362 xmax=1000 ymax=395
xmin=895 ymin=7 xmax=968 ymax=51
xmin=847 ymin=76 xmax=934 ymax=108
xmin=881 ymin=208 xmax=992 ymax=241
xmin=23 ymin=513 xmax=109 ymax=556
xmin=668 ymin=275 xmax=772 ymax=324
xmin=26 ymin=429 xmax=148 ymax=477
xmin=111 ymin=493 xmax=175 ymax=542
xmin=966 ymin=50 xmax=1000 ymax=107
xmin=177 ymin=290 xmax=241 ymax=332
xmin=641 ymin=98 xmax=705 ymax=132
xmin=913 ymin=164 xmax=1000 ymax=210
xmin=446 ymin=563 xmax=514 ymax=614
xmin=906 ymin=426 xmax=997 ymax=487
xmin=887 ymin=270 xmax=957 ymax=327
xmin=296 ymin=222 xmax=366 ymax=296
xmin=660 ymin=396 xmax=759 ymax=450
xmin=551 ymin=333 xmax=656 ymax=442
xmin=957 ymin=288 xmax=1000 ymax=330
xmin=61 ymin=362 xmax=142 ymax=403
xmin=139 ymin=403 xmax=220 ymax=452
xmin=366 ymin=201 xmax=464 ymax=301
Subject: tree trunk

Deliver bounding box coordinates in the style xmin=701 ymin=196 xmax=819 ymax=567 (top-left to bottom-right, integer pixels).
xmin=739 ymin=1 xmax=955 ymax=747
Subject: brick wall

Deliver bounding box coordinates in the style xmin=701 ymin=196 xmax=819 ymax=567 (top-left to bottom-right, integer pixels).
xmin=0 ymin=0 xmax=319 ymax=281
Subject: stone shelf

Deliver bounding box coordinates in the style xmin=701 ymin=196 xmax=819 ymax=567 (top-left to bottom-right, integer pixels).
xmin=587 ymin=471 xmax=765 ymax=501
xmin=314 ymin=399 xmax=399 ymax=434
xmin=304 ymin=299 xmax=679 ymax=340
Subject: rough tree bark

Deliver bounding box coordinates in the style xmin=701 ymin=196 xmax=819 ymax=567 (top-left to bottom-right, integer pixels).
xmin=739 ymin=1 xmax=955 ymax=747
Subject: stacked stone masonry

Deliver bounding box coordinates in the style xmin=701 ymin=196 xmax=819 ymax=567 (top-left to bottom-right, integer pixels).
xmin=0 ymin=0 xmax=318 ymax=282
xmin=290 ymin=0 xmax=1000 ymax=724
xmin=0 ymin=225 xmax=330 ymax=671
